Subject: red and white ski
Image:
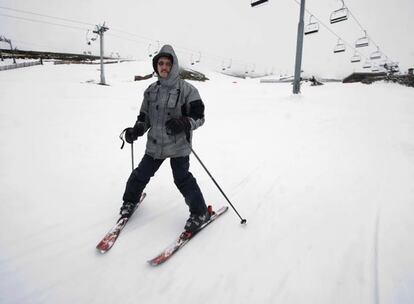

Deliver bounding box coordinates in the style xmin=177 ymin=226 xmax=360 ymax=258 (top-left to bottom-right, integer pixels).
xmin=96 ymin=193 xmax=146 ymax=253
xmin=148 ymin=206 xmax=228 ymax=266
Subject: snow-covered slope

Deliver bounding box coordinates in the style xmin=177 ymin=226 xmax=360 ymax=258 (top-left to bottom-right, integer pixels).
xmin=1 ymin=61 xmax=414 ymax=304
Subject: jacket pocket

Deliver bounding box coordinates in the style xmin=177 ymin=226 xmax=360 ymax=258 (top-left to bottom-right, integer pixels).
xmin=167 ymin=89 xmax=180 ymax=109
xmin=147 ymin=87 xmax=159 ymax=102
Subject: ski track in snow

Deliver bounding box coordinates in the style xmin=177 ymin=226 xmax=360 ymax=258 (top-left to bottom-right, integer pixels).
xmin=1 ymin=62 xmax=414 ymax=304
xmin=373 ymin=206 xmax=381 ymax=304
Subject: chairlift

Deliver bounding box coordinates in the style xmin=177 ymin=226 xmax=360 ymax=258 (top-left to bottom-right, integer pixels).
xmin=251 ymin=64 xmax=255 ymax=73
xmin=195 ymin=52 xmax=201 ymax=64
xmin=371 ymin=65 xmax=379 ymax=72
xmin=86 ymin=29 xmax=98 ymax=45
xmin=190 ymin=52 xmax=202 ymax=65
xmin=333 ymin=38 xmax=346 ymax=53
xmin=330 ymin=0 xmax=348 ymax=24
xmin=153 ymin=41 xmax=160 ymax=56
xmin=362 ymin=60 xmax=372 ymax=69
xmin=370 ymin=47 xmax=382 ymax=60
xmin=378 ymin=58 xmax=389 ymax=68
xmin=221 ymin=60 xmax=227 ymax=71
xmin=251 ymin=0 xmax=269 ymax=8
xmin=350 ymin=52 xmax=361 ymax=63
xmin=389 ymin=62 xmax=400 ymax=73
xmin=304 ymin=15 xmax=319 ymax=35
xmin=380 ymin=56 xmax=389 ymax=66
xmin=148 ymin=44 xmax=154 ymax=57
xmin=355 ymin=30 xmax=369 ymax=48
xmin=390 ymin=62 xmax=399 ymax=70
xmin=227 ymin=59 xmax=232 ymax=70
xmin=147 ymin=41 xmax=160 ymax=58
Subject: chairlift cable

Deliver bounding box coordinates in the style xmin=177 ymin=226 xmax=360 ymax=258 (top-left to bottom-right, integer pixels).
xmin=346 ymin=9 xmax=381 ymax=52
xmin=106 ymin=33 xmax=149 ymax=45
xmin=291 ymin=0 xmax=364 ymax=58
xmin=290 ymin=0 xmax=399 ymax=66
xmin=290 ymin=0 xmax=395 ymax=65
xmin=0 ymin=12 xmax=89 ymax=31
xmin=0 ymin=5 xmax=94 ymax=26
xmin=340 ymin=3 xmax=394 ymax=63
xmin=107 ymin=31 xmax=259 ymax=73
xmin=109 ymin=26 xmax=260 ymax=71
xmin=110 ymin=28 xmax=155 ymax=43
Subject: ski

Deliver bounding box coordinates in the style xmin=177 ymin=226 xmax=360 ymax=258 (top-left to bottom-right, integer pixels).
xmin=96 ymin=193 xmax=146 ymax=253
xmin=148 ymin=206 xmax=228 ymax=266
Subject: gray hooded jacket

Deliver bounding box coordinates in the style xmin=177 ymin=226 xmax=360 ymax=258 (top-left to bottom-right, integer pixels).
xmin=135 ymin=45 xmax=205 ymax=159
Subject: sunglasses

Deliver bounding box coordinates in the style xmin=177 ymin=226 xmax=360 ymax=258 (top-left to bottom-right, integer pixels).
xmin=158 ymin=60 xmax=172 ymax=67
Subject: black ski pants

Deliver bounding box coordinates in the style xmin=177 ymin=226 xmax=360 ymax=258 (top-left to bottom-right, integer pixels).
xmin=122 ymin=154 xmax=207 ymax=215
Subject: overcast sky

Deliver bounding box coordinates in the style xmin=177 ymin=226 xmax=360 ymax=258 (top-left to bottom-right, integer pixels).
xmin=1 ymin=0 xmax=413 ymax=78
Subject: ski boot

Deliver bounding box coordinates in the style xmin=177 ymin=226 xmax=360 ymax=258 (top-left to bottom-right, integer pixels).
xmin=183 ymin=206 xmax=213 ymax=235
xmin=119 ymin=201 xmax=136 ymax=218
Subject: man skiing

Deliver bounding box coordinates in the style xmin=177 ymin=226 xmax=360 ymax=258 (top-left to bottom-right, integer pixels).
xmin=120 ymin=44 xmax=210 ymax=233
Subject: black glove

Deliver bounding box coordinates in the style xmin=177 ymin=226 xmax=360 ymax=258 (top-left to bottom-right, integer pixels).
xmin=165 ymin=117 xmax=191 ymax=135
xmin=125 ymin=123 xmax=145 ymax=143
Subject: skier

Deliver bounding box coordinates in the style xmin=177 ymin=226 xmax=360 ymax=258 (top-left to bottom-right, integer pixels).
xmin=120 ymin=44 xmax=210 ymax=233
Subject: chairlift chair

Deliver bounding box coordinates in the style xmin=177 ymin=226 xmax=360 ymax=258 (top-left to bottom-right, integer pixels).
xmin=148 ymin=41 xmax=160 ymax=58
xmin=333 ymin=39 xmax=346 ymax=53
xmin=304 ymin=15 xmax=319 ymax=35
xmin=370 ymin=47 xmax=382 ymax=60
xmin=195 ymin=52 xmax=201 ymax=64
xmin=153 ymin=41 xmax=160 ymax=56
xmin=363 ymin=60 xmax=372 ymax=69
xmin=350 ymin=52 xmax=361 ymax=63
xmin=391 ymin=63 xmax=400 ymax=73
xmin=379 ymin=60 xmax=387 ymax=67
xmin=227 ymin=59 xmax=232 ymax=70
xmin=330 ymin=0 xmax=348 ymax=24
xmin=147 ymin=44 xmax=153 ymax=57
xmin=86 ymin=29 xmax=98 ymax=45
xmin=221 ymin=60 xmax=226 ymax=71
xmin=379 ymin=56 xmax=389 ymax=67
xmin=355 ymin=30 xmax=369 ymax=48
xmin=251 ymin=0 xmax=269 ymax=8
xmin=390 ymin=62 xmax=399 ymax=71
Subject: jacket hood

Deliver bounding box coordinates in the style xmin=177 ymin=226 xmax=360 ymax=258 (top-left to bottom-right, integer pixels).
xmin=152 ymin=44 xmax=180 ymax=87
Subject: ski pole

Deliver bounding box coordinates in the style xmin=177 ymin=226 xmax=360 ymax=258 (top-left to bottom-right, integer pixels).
xmin=131 ymin=142 xmax=135 ymax=171
xmin=190 ymin=147 xmax=247 ymax=225
xmin=119 ymin=128 xmax=135 ymax=172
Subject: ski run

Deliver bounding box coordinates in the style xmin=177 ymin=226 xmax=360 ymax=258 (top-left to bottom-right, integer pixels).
xmin=1 ymin=61 xmax=414 ymax=304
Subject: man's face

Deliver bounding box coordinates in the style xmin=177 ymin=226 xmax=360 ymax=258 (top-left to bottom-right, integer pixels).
xmin=157 ymin=57 xmax=172 ymax=78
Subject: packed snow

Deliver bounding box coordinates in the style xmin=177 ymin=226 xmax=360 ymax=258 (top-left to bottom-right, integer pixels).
xmin=1 ymin=61 xmax=414 ymax=304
